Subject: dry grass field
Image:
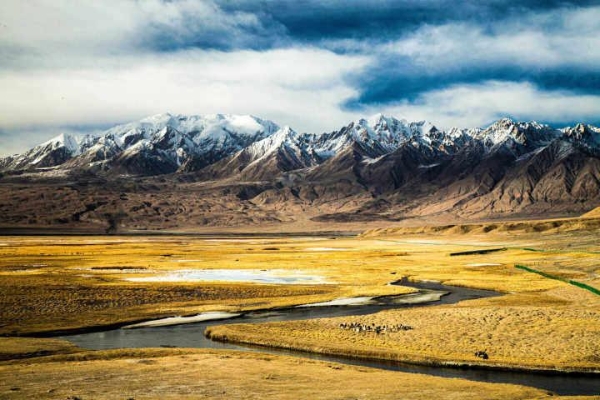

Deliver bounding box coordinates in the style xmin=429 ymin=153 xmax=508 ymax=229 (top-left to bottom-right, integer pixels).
xmin=0 ymin=220 xmax=599 ymax=398
xmin=0 ymin=236 xmax=416 ymax=335
xmin=0 ymin=337 xmax=80 ymax=361
xmin=204 ymin=226 xmax=600 ymax=374
xmin=212 ymin=225 xmax=600 ymax=374
xmin=208 ymin=299 xmax=600 ymax=373
xmin=0 ymin=349 xmax=556 ymax=400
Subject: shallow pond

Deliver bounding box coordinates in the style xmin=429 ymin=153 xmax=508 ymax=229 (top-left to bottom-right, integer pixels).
xmin=126 ymin=269 xmax=327 ymax=284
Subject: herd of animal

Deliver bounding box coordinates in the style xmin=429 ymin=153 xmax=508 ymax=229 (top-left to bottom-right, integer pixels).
xmin=338 ymin=321 xmax=491 ymax=360
xmin=338 ymin=322 xmax=413 ymax=334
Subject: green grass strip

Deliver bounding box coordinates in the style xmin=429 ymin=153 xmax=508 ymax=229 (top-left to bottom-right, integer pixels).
xmin=515 ymin=264 xmax=600 ymax=296
xmin=568 ymin=280 xmax=600 ymax=296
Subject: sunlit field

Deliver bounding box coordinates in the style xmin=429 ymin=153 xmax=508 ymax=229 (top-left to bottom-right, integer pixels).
xmin=0 ymin=221 xmax=599 ymax=398
xmin=206 ymin=225 xmax=600 ymax=373
xmin=0 ymin=235 xmax=418 ymax=336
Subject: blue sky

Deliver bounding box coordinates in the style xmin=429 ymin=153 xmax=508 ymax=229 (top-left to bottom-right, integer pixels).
xmin=1 ymin=0 xmax=599 ymax=155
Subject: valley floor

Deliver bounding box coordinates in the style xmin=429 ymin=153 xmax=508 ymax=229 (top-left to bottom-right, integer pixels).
xmin=0 ymin=349 xmax=554 ymax=400
xmin=0 ymin=221 xmax=599 ymax=398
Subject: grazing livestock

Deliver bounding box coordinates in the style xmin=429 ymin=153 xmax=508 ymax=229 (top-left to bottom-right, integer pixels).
xmin=339 ymin=322 xmax=413 ymax=334
xmin=474 ymin=350 xmax=489 ymax=360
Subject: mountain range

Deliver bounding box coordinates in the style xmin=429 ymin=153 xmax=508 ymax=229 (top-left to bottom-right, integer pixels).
xmin=1 ymin=113 xmax=599 ymax=232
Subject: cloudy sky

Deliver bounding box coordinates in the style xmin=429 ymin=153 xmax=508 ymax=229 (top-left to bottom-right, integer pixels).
xmin=1 ymin=0 xmax=599 ymax=155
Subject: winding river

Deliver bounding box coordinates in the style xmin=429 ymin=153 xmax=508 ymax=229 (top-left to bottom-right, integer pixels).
xmin=61 ymin=281 xmax=599 ymax=396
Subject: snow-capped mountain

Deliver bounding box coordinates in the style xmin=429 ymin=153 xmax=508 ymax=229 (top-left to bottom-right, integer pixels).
xmin=0 ymin=113 xmax=452 ymax=176
xmin=1 ymin=133 xmax=81 ymax=171
xmin=470 ymin=118 xmax=562 ymax=155
xmin=2 ymin=113 xmax=599 ymax=179
xmin=193 ymin=114 xmax=453 ymax=181
xmin=2 ymin=113 xmax=600 ymax=230
xmin=313 ymin=114 xmax=443 ymax=158
xmin=562 ymin=123 xmax=600 ymax=156
xmin=1 ymin=113 xmax=280 ymax=175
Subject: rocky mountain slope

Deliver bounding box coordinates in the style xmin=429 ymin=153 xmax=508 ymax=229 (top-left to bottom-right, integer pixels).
xmin=1 ymin=113 xmax=599 ymax=232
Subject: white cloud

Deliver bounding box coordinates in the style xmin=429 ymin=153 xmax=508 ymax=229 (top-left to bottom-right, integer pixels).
xmin=0 ymin=47 xmax=369 ymax=154
xmin=375 ymin=81 xmax=600 ymax=129
xmin=0 ymin=0 xmax=366 ymax=155
xmin=387 ymin=6 xmax=600 ymax=70
xmin=0 ymin=0 xmax=284 ymax=69
xmin=0 ymin=1 xmax=137 ymax=62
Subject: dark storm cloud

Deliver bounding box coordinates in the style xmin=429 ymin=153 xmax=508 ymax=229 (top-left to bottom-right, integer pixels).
xmin=330 ymin=2 xmax=600 ymax=113
xmin=214 ymin=0 xmax=599 ymax=44
xmin=345 ymin=63 xmax=600 ymax=109
xmin=131 ymin=0 xmax=600 ymax=53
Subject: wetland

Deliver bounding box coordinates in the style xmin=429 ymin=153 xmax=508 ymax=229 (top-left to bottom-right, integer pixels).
xmin=1 ymin=225 xmax=599 ymax=398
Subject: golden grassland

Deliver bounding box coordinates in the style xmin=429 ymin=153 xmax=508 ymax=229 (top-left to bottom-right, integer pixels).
xmin=0 ymin=348 xmax=562 ymax=399
xmin=0 ymin=222 xmax=599 ymax=398
xmin=206 ymin=228 xmax=600 ymax=373
xmin=0 ymin=236 xmax=417 ymax=335
xmin=207 ymin=296 xmax=600 ymax=373
xmin=0 ymin=337 xmax=80 ymax=361
xmin=582 ymin=207 xmax=600 ymax=218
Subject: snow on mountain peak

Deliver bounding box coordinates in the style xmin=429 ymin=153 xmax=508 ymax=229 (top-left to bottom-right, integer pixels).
xmin=244 ymin=126 xmax=299 ymax=158
xmin=365 ymin=113 xmax=393 ymax=128
xmin=472 ymin=119 xmax=562 ymax=154
xmin=346 ymin=114 xmax=443 ymax=154
xmin=107 ymin=113 xmax=279 ymax=141
xmin=139 ymin=112 xmax=175 ymax=124
xmin=3 ymin=113 xmax=600 ymax=176
xmin=203 ymin=114 xmax=279 ymax=138
xmin=563 ymin=123 xmax=600 ymax=147
xmin=495 ymin=117 xmax=516 ymax=127
xmin=36 ymin=133 xmax=81 ymax=157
